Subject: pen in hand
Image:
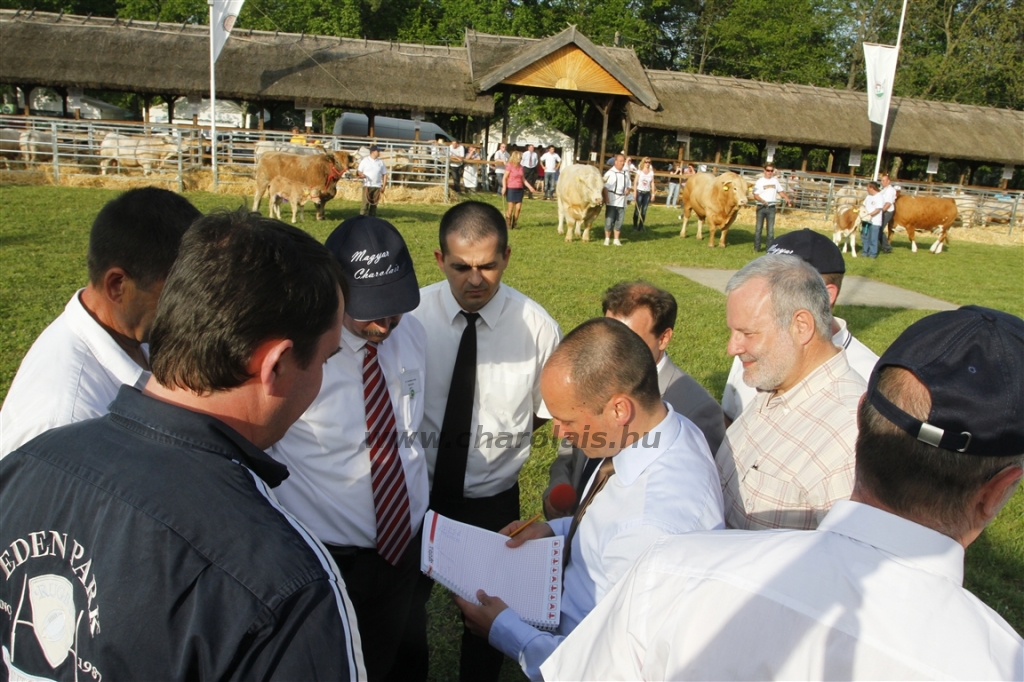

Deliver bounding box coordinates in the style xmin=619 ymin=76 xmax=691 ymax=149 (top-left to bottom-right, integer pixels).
xmin=508 ymin=512 xmax=543 ymax=539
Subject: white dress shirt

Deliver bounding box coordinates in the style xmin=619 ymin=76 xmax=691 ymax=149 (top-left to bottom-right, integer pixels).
xmin=722 ymin=316 xmax=878 ymax=421
xmin=410 ymin=282 xmax=561 ymax=498
xmin=603 ymin=168 xmax=631 ymax=208
xmin=489 ymin=409 xmax=724 ymax=680
xmin=357 ymin=156 xmax=388 ymax=188
xmin=717 ymin=350 xmax=865 ymax=530
xmin=542 ymin=500 xmax=1023 ymax=681
xmin=270 ymin=319 xmax=429 ymax=547
xmin=521 ymin=150 xmax=538 ymax=169
xmin=1 ymin=290 xmax=148 ymax=457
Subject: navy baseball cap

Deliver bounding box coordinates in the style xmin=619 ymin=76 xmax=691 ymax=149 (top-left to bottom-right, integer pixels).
xmin=866 ymin=306 xmax=1024 ymax=456
xmin=325 ymin=216 xmax=419 ymax=320
xmin=767 ymin=229 xmax=845 ymax=275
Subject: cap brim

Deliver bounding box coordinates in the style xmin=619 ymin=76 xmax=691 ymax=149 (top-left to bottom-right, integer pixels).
xmin=345 ymin=265 xmax=420 ymax=321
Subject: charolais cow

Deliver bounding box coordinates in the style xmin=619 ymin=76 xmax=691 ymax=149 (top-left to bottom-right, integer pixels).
xmin=0 ymin=129 xmax=21 ymax=168
xmin=889 ymin=194 xmax=958 ymax=254
xmin=252 ymin=150 xmax=351 ymax=221
xmin=555 ymin=163 xmax=604 ymax=242
xmin=253 ymin=140 xmax=324 ymax=161
xmin=269 ymin=176 xmax=321 ymax=224
xmin=680 ymin=171 xmax=749 ymax=247
xmin=99 ymin=133 xmax=179 ymax=175
xmin=19 ymin=130 xmax=54 ymax=163
xmin=833 ymin=205 xmax=858 ymax=257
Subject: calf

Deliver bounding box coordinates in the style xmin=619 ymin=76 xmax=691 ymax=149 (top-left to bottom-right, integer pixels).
xmin=253 ymin=150 xmax=349 ymax=220
xmin=832 ymin=205 xmax=858 ymax=257
xmin=269 ymin=176 xmax=321 ymax=223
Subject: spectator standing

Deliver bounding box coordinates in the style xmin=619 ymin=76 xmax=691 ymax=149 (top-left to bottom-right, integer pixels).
xmin=501 ymin=150 xmax=536 ymax=230
xmin=0 ymin=209 xmax=363 ymax=681
xmin=404 ymin=201 xmax=561 ymax=682
xmin=449 ymin=139 xmax=466 ymax=193
xmin=464 ymin=145 xmax=481 ymax=191
xmin=357 ymin=144 xmax=388 ymax=217
xmin=490 ymin=142 xmax=509 ymax=194
xmin=543 ymin=306 xmax=1024 ymax=682
xmin=602 ymin=153 xmax=631 ymax=246
xmin=522 ymin=144 xmax=539 ymax=199
xmin=540 ymin=145 xmax=561 ymax=200
xmin=861 ymin=181 xmax=885 ymax=258
xmin=717 ymin=255 xmax=865 ymax=530
xmin=632 ymin=157 xmax=656 ymax=232
xmin=877 ymin=173 xmax=896 ymax=254
xmin=752 ymin=164 xmax=792 ymax=252
xmin=665 ymin=162 xmax=682 ymax=207
xmin=272 ymin=216 xmax=426 ymax=682
xmin=0 ymin=187 xmax=200 ymax=458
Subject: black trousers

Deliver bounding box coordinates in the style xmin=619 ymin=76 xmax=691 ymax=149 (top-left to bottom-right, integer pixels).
xmin=326 ymin=533 xmax=423 ymax=682
xmin=394 ymin=483 xmax=521 ymax=682
xmin=523 ymin=166 xmax=538 ymax=196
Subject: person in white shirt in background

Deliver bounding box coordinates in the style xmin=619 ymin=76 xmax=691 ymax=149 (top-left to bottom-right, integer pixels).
xmin=539 ymin=145 xmax=561 ymax=200
xmin=405 ymin=200 xmax=561 ymax=682
xmin=521 ymin=144 xmax=539 ymax=199
xmin=722 ymin=228 xmax=878 ymax=425
xmin=861 ymin=181 xmax=885 ymax=258
xmin=602 ymin=154 xmax=631 ymax=247
xmin=357 ymin=144 xmax=388 ymax=217
xmin=271 ymin=216 xmax=426 ymax=682
xmin=752 ymin=164 xmax=792 ymax=252
xmin=665 ymin=162 xmax=682 ymax=208
xmin=0 ymin=187 xmax=200 ymax=457
xmin=542 ymin=305 xmax=1024 ymax=682
xmin=877 ymin=172 xmax=897 ymax=254
xmin=448 ymin=139 xmax=466 ymax=193
xmin=632 ymin=157 xmax=656 ymax=232
xmin=490 ymin=142 xmax=510 ymax=195
xmin=455 ymin=317 xmax=724 ymax=681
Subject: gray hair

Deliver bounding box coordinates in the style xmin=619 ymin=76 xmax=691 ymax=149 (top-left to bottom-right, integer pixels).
xmin=725 ymin=254 xmax=832 ymax=340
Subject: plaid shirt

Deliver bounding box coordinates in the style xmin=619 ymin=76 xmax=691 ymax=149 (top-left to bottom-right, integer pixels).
xmin=716 ymin=350 xmax=865 ymax=531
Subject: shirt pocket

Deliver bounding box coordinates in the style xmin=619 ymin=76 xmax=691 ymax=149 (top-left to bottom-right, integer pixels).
xmin=739 ymin=467 xmax=811 ymax=527
xmin=477 ymin=366 xmax=534 ymax=429
xmin=396 ymin=367 xmax=424 ymax=431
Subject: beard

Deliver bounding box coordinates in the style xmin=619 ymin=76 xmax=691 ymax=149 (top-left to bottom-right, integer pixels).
xmin=741 ymin=337 xmax=799 ymax=392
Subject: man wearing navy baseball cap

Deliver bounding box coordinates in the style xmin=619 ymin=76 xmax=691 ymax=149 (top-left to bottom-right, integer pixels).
xmin=271 ymin=216 xmax=428 ymax=681
xmin=541 ymin=305 xmax=1024 ymax=681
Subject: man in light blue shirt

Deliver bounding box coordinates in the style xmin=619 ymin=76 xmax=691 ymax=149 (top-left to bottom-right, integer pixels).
xmin=455 ymin=317 xmax=724 ymax=680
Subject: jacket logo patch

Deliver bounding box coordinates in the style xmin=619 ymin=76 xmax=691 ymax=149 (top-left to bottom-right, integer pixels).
xmin=29 ymin=575 xmax=75 ymax=668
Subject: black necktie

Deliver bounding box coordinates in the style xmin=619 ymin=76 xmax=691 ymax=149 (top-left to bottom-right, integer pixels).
xmin=431 ymin=311 xmax=480 ymax=512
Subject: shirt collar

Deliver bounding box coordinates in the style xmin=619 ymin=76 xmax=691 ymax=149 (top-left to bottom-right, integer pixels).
xmin=440 ymin=280 xmax=507 ymax=330
xmin=818 ymin=500 xmax=965 ymax=585
xmin=611 ymin=407 xmax=681 ymax=486
xmin=341 ymin=325 xmax=367 ymax=354
xmin=832 ymin=316 xmax=852 ymax=349
xmin=766 ymin=349 xmax=850 ymax=411
xmin=655 ymin=353 xmax=668 ymax=374
xmin=108 ymin=385 xmax=290 ymax=487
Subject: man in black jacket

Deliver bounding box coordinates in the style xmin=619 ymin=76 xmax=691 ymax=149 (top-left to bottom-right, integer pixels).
xmin=0 ymin=209 xmax=364 ymax=681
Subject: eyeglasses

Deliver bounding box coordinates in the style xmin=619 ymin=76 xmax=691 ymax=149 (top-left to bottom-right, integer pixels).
xmin=764 ymin=169 xmax=775 ymax=173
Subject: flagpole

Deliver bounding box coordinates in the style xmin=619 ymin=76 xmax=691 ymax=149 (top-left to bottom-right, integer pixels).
xmin=209 ymin=0 xmax=218 ymax=191
xmin=872 ymin=0 xmax=910 ymax=180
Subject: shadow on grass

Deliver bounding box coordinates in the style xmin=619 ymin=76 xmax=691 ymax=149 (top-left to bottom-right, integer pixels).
xmin=965 ymin=531 xmax=1024 ymax=635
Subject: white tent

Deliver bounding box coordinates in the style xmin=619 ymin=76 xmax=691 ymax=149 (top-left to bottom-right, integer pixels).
xmin=479 ymin=119 xmax=575 ymax=164
xmin=149 ymin=97 xmax=246 ymax=128
xmin=26 ymin=87 xmax=132 ymax=120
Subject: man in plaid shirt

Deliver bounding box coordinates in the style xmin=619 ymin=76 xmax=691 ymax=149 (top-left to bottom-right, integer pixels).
xmin=716 ymin=254 xmax=865 ymax=530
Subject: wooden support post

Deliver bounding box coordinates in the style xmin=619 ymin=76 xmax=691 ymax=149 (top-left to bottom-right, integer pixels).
xmin=501 ymin=90 xmax=510 ymax=144
xmin=573 ymin=99 xmax=583 ymax=162
xmin=164 ymin=95 xmax=176 ymax=124
xmin=677 ymin=143 xmax=684 ymax=165
xmin=826 ymin=151 xmax=835 ymax=174
xmin=713 ymin=138 xmax=722 ymax=165
xmin=594 ymin=96 xmax=613 ymax=167
xmin=367 ymin=110 xmax=375 ymax=138
xmin=800 ymin=146 xmax=809 ymax=172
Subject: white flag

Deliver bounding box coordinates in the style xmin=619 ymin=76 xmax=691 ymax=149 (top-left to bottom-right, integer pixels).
xmin=211 ymin=0 xmax=246 ymax=63
xmin=863 ymin=42 xmax=898 ymax=125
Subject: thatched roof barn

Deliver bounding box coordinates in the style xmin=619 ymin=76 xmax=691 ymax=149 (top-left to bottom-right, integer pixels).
xmin=0 ymin=9 xmax=493 ymax=115
xmin=631 ymin=71 xmax=1024 ymax=165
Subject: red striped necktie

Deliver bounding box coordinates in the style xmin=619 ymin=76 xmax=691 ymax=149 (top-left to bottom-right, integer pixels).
xmin=363 ymin=342 xmax=413 ymax=565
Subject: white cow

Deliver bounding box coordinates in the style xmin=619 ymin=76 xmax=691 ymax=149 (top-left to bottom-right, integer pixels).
xmin=100 ymin=133 xmax=179 ymax=175
xmin=253 ymin=140 xmax=324 ymax=162
xmin=18 ymin=130 xmax=54 ymax=163
xmin=833 ymin=205 xmax=858 ymax=257
xmin=0 ymin=129 xmax=21 ymax=168
xmin=556 ymin=163 xmax=605 ymax=242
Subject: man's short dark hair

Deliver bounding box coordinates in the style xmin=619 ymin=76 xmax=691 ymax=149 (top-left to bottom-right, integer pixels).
xmin=550 ymin=317 xmax=661 ymax=413
xmin=87 ymin=187 xmax=201 ymax=289
xmin=602 ymin=281 xmax=677 ymax=337
xmin=867 ymin=181 xmax=880 ymax=191
xmin=438 ymin=201 xmax=508 ymax=257
xmin=149 ymin=209 xmax=345 ymax=393
xmin=856 ymin=367 xmax=1024 ymax=537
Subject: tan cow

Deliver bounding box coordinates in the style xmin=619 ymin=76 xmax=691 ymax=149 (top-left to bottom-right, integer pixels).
xmin=253 ymin=150 xmax=350 ymax=221
xmin=269 ymin=176 xmax=321 ymax=224
xmin=889 ymin=195 xmax=958 ymax=254
xmin=680 ymin=171 xmax=749 ymax=247
xmin=556 ymin=164 xmax=605 ymax=242
xmin=833 ymin=205 xmax=858 ymax=257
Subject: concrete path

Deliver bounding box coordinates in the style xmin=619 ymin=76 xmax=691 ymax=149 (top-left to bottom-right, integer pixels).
xmin=666 ymin=266 xmax=958 ymax=311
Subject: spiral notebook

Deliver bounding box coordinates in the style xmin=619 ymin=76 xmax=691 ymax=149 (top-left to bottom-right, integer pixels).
xmin=420 ymin=510 xmax=563 ymax=630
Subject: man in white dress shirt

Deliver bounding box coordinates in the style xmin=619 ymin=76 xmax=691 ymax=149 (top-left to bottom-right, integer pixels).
xmin=877 ymin=172 xmax=896 ymax=254
xmin=406 ymin=200 xmax=561 ymax=681
xmin=521 ymin=144 xmax=539 ymax=199
xmin=455 ymin=317 xmax=724 ymax=680
xmin=357 ymin=144 xmax=388 ymax=217
xmin=602 ymin=153 xmax=631 ymax=247
xmin=0 ymin=187 xmax=200 ymax=457
xmin=717 ymin=254 xmax=866 ymax=530
xmin=271 ymin=216 xmax=426 ymax=682
xmin=542 ymin=306 xmax=1024 ymax=681
xmin=722 ymin=228 xmax=878 ymax=424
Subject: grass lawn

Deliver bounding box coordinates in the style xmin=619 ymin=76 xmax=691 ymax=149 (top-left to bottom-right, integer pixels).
xmin=2 ymin=184 xmax=1022 ymax=679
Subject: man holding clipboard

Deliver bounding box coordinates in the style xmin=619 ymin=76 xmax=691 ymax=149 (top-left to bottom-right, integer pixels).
xmin=455 ymin=318 xmax=725 ymax=680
